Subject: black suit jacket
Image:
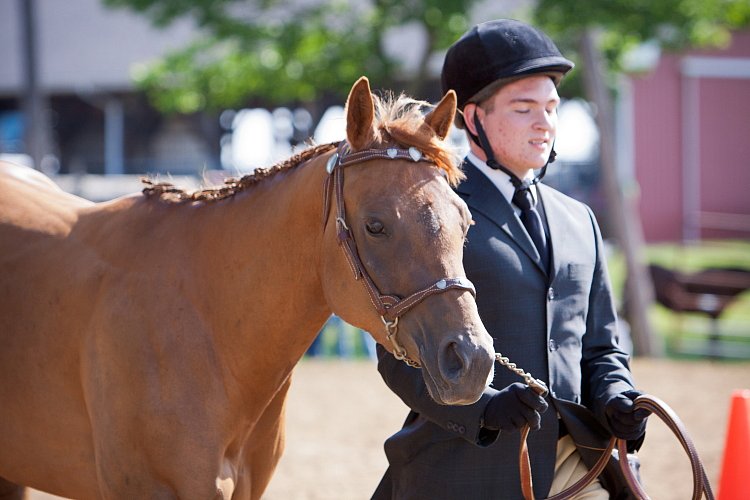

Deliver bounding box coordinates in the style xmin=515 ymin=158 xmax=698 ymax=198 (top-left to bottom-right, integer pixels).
xmin=373 ymin=160 xmax=636 ymax=499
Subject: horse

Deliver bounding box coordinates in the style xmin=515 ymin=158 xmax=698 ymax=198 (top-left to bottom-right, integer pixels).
xmin=0 ymin=76 xmax=495 ymax=499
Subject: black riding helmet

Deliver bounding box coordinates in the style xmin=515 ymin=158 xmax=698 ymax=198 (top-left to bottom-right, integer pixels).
xmin=442 ymin=19 xmax=574 ymax=111
xmin=441 ymin=19 xmax=574 ymax=186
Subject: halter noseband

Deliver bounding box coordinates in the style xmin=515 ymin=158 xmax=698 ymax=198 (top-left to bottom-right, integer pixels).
xmin=322 ymin=142 xmax=476 ymax=368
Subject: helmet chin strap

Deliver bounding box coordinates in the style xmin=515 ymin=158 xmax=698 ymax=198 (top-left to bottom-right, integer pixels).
xmin=470 ymin=114 xmax=555 ymax=190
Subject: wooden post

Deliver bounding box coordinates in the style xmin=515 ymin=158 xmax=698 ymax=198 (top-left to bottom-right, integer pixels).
xmin=579 ymin=29 xmax=661 ymax=356
xmin=19 ymin=0 xmax=48 ymax=169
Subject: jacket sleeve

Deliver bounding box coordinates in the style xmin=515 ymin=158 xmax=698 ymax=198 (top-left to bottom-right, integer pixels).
xmin=376 ymin=344 xmax=503 ymax=446
xmin=579 ymin=206 xmax=638 ymax=428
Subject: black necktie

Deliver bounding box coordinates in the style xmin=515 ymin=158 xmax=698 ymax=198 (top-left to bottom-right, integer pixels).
xmin=512 ymin=186 xmax=549 ymax=271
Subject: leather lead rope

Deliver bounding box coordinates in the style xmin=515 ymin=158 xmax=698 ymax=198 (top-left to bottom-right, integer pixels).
xmin=493 ymin=355 xmax=714 ymax=500
xmin=614 ymin=395 xmax=715 ymax=500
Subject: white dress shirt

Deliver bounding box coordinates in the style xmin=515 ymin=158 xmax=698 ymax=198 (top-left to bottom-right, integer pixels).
xmin=466 ymin=151 xmax=540 ymax=217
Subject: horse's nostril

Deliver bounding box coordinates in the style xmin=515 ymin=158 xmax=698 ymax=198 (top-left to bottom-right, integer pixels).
xmin=439 ymin=341 xmax=468 ymax=383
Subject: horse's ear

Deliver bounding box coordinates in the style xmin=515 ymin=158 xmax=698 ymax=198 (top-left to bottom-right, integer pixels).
xmin=345 ymin=76 xmax=376 ymax=151
xmin=424 ymin=90 xmax=456 ymax=140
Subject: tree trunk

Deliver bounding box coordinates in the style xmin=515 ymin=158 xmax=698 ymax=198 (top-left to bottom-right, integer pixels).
xmin=579 ymin=29 xmax=661 ymax=357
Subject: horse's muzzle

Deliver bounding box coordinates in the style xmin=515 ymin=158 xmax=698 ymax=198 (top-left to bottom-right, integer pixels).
xmin=427 ymin=332 xmax=495 ymax=405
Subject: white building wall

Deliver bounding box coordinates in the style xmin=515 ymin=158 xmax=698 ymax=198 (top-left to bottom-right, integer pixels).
xmin=0 ymin=0 xmax=199 ymax=95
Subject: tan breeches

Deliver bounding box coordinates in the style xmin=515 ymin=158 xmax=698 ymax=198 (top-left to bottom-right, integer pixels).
xmin=548 ymin=435 xmax=609 ymax=499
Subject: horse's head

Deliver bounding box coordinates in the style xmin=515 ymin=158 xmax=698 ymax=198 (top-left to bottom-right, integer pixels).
xmin=321 ymin=77 xmax=495 ymax=405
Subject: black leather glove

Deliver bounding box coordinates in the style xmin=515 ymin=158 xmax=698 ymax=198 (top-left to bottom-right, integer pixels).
xmin=483 ymin=382 xmax=549 ymax=432
xmin=605 ymin=390 xmax=649 ymax=440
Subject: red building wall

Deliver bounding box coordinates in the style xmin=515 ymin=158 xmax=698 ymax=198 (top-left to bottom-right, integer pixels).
xmin=698 ymin=78 xmax=750 ymax=222
xmin=630 ymin=31 xmax=750 ymax=242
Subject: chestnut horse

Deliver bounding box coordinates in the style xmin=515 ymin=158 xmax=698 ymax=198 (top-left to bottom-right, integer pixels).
xmin=0 ymin=77 xmax=495 ymax=499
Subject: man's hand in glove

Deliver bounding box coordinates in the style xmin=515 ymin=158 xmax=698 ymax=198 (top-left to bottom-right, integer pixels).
xmin=483 ymin=382 xmax=548 ymax=432
xmin=605 ymin=390 xmax=649 ymax=440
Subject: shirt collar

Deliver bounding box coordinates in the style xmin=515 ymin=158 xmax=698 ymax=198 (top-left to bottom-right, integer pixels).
xmin=466 ymin=151 xmax=538 ymax=210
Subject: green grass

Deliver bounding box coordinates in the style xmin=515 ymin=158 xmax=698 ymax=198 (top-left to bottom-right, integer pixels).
xmin=607 ymin=240 xmax=750 ymax=359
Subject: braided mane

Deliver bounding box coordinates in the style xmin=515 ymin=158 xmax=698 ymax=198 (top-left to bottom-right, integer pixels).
xmin=142 ymin=92 xmax=463 ymax=204
xmin=142 ymin=143 xmax=337 ymax=203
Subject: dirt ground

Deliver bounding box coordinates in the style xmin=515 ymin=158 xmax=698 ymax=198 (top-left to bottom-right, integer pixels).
xmin=264 ymin=358 xmax=749 ymax=500
xmin=27 ymin=357 xmax=750 ymax=499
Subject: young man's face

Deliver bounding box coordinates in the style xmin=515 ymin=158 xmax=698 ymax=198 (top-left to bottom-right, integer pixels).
xmin=469 ymin=75 xmax=560 ymax=179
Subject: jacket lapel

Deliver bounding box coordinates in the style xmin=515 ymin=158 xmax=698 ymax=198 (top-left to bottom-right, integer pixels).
xmin=456 ymin=161 xmax=545 ymax=274
xmin=537 ymin=185 xmax=568 ymax=283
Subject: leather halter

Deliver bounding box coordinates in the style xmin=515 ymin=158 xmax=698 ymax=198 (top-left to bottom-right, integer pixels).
xmin=322 ymin=142 xmax=477 ymax=368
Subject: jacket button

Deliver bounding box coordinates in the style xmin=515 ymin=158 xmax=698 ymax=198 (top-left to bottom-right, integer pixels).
xmin=547 ymin=287 xmax=556 ymax=300
xmin=549 ymin=339 xmax=558 ymax=352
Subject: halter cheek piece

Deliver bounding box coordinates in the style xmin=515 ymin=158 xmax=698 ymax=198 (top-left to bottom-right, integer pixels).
xmin=322 ymin=142 xmax=476 ymax=368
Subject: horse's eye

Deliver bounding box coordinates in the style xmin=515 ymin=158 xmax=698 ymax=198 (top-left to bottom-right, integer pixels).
xmin=366 ymin=220 xmax=386 ymax=236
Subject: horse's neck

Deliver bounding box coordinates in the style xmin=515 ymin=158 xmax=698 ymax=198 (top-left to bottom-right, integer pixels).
xmin=193 ymin=158 xmax=332 ymax=401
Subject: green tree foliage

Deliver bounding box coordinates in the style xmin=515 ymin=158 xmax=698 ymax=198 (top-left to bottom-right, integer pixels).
xmin=105 ymin=0 xmax=476 ymax=113
xmin=536 ymin=0 xmax=750 ymax=55
xmin=533 ymin=0 xmax=750 ymax=94
xmin=105 ymin=0 xmax=750 ymax=113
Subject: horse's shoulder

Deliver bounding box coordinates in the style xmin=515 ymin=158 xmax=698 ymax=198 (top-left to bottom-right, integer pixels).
xmin=1 ymin=160 xmax=63 ymax=191
xmin=0 ymin=161 xmax=95 ymax=232
xmin=0 ymin=161 xmax=93 ymax=204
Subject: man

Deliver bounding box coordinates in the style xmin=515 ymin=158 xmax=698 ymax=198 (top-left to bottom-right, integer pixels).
xmin=373 ymin=19 xmax=647 ymax=499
